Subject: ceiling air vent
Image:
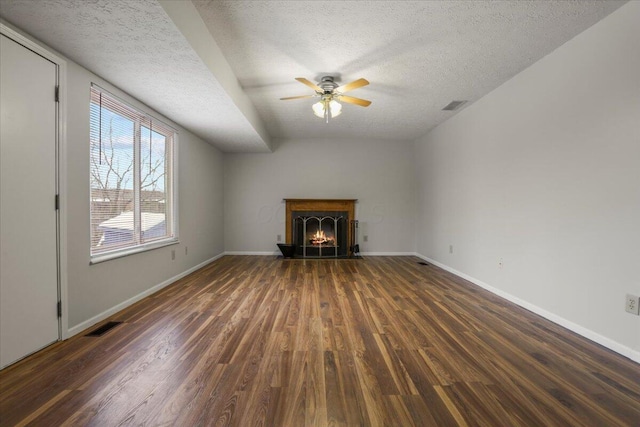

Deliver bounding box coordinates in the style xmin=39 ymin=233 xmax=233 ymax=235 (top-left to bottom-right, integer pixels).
xmin=442 ymin=100 xmax=467 ymax=111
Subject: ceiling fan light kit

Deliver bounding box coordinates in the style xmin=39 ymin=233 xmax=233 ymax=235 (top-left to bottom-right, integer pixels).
xmin=281 ymin=75 xmax=371 ymax=123
xmin=312 ymin=98 xmax=342 ymax=121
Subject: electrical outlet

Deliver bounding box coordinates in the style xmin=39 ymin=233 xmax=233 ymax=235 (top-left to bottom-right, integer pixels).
xmin=449 ymin=245 xmax=453 ymax=254
xmin=171 ymin=249 xmax=175 ymax=261
xmin=626 ymin=294 xmax=640 ymax=315
xmin=185 ymin=246 xmax=188 ymax=255
xmin=363 ymin=235 xmax=368 ymax=242
xmin=277 ymin=234 xmax=282 ymax=242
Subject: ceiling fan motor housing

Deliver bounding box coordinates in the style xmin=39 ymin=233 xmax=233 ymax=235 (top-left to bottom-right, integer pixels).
xmin=319 ymin=76 xmax=338 ymax=93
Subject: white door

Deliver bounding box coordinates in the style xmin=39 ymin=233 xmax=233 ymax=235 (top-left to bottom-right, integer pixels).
xmin=0 ymin=33 xmax=59 ymax=368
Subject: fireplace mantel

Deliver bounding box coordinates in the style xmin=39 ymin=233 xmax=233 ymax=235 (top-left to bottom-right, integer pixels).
xmin=284 ymin=199 xmax=357 ymax=249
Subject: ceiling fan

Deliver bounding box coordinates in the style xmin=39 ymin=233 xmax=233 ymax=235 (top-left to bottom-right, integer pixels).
xmin=280 ymin=76 xmax=371 ymax=123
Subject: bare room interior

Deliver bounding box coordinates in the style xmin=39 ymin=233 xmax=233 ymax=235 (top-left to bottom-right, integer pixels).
xmin=0 ymin=1 xmax=638 ymax=425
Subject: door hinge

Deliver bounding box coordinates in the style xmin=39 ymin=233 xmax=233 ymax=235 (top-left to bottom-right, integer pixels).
xmin=55 ymin=86 xmax=59 ymax=103
xmin=57 ymin=301 xmax=62 ymax=318
xmin=55 ymin=194 xmax=60 ymax=210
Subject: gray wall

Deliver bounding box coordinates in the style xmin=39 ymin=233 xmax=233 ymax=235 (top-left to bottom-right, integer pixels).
xmin=64 ymin=60 xmax=225 ymax=331
xmin=414 ymin=2 xmax=640 ymax=360
xmin=223 ymin=138 xmax=416 ymax=254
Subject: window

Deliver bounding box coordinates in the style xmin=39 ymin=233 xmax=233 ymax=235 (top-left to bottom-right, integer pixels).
xmin=90 ymin=84 xmax=177 ymax=262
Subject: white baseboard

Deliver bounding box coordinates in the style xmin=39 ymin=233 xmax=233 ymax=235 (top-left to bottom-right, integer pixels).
xmin=224 ymin=251 xmax=279 ymax=256
xmin=225 ymin=251 xmax=417 ymax=257
xmin=361 ymin=252 xmax=417 ymax=256
xmin=414 ymin=253 xmax=640 ymax=364
xmin=67 ymin=253 xmax=225 ymax=337
xmin=224 ymin=251 xmax=425 ymax=257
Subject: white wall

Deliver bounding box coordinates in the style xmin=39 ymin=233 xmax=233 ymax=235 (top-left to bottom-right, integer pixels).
xmin=63 ymin=60 xmax=225 ymax=331
xmin=414 ymin=2 xmax=640 ymax=361
xmin=224 ymin=138 xmax=416 ymax=254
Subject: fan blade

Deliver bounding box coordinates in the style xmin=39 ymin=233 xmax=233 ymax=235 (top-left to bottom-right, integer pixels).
xmin=295 ymin=77 xmax=322 ymax=92
xmin=280 ymin=95 xmax=315 ymax=101
xmin=338 ymin=95 xmax=371 ymax=107
xmin=335 ymin=78 xmax=369 ymax=93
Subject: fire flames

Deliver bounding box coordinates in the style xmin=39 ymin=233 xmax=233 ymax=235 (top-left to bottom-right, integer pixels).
xmin=310 ymin=229 xmax=335 ymax=246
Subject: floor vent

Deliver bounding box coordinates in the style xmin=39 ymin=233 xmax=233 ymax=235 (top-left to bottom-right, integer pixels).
xmin=85 ymin=321 xmax=123 ymax=337
xmin=417 ymin=261 xmax=429 ymax=266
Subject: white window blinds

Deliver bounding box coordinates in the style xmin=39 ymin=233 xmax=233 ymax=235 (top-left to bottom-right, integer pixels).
xmin=90 ymin=84 xmax=177 ymax=261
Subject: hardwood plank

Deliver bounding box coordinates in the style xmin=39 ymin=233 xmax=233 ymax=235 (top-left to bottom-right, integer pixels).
xmin=323 ymin=351 xmax=348 ymax=426
xmin=433 ymin=384 xmax=469 ymax=427
xmin=372 ymin=333 xmax=418 ymax=395
xmin=1 ymin=256 xmax=639 ymax=426
xmin=13 ymin=389 xmax=73 ymax=427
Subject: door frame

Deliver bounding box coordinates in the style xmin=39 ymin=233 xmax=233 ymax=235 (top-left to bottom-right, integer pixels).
xmin=1 ymin=20 xmax=69 ymax=341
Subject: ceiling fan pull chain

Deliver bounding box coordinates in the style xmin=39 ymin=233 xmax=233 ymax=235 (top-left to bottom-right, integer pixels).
xmin=325 ymin=98 xmax=330 ymax=123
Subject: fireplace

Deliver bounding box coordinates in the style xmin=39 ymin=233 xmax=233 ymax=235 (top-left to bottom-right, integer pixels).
xmin=293 ymin=211 xmax=347 ymax=257
xmin=284 ymin=199 xmax=357 ymax=258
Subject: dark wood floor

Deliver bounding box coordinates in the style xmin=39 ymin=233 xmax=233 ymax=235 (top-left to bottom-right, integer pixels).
xmin=1 ymin=256 xmax=639 ymax=426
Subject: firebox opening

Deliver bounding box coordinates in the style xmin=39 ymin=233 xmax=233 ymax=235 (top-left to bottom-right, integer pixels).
xmin=308 ymin=224 xmax=335 ymax=246
xmin=292 ymin=210 xmax=348 ymax=258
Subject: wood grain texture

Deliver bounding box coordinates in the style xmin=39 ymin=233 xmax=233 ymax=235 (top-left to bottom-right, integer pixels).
xmin=1 ymin=256 xmax=639 ymax=426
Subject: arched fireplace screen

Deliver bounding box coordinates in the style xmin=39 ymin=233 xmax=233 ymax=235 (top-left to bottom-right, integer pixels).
xmin=293 ymin=214 xmax=347 ymax=258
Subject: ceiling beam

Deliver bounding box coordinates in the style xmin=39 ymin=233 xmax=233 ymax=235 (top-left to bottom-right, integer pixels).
xmin=158 ymin=0 xmax=272 ymax=152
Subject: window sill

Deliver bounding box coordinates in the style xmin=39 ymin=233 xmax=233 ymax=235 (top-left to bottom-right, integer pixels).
xmin=90 ymin=238 xmax=179 ymax=265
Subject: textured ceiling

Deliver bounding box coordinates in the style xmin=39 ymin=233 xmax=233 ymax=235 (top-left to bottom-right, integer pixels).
xmin=193 ymin=0 xmax=626 ymax=142
xmin=0 ymin=0 xmax=271 ymax=152
xmin=0 ymin=0 xmax=627 ymax=151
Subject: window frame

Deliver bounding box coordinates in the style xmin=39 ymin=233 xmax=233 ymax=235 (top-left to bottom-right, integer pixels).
xmin=89 ymin=84 xmax=178 ymax=264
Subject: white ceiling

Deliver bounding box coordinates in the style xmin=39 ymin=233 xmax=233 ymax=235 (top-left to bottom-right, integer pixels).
xmin=0 ymin=0 xmax=626 ymax=152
